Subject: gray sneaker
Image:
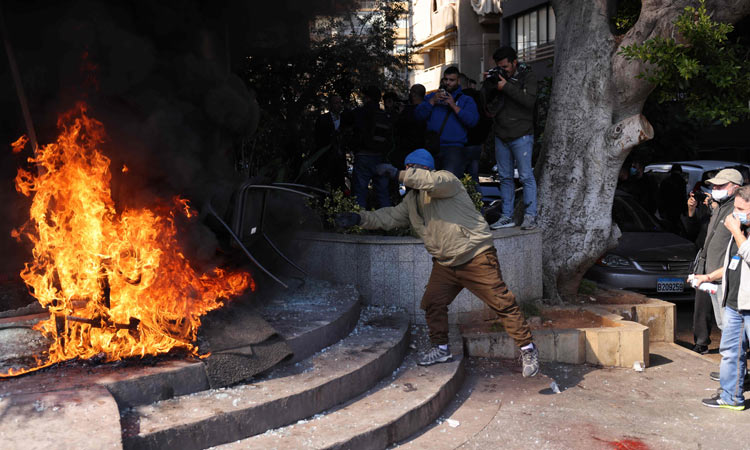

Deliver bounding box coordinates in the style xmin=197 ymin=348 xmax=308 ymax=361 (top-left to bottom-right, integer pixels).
xmin=520 ymin=215 xmax=537 ymax=230
xmin=711 ymin=371 xmax=750 ymax=388
xmin=490 ymin=215 xmax=515 ymax=230
xmin=418 ymin=346 xmax=452 ymax=366
xmin=520 ymin=344 xmax=539 ymax=377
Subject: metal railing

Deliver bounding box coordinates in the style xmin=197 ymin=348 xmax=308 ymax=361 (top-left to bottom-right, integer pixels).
xmin=518 ymin=43 xmax=556 ymax=63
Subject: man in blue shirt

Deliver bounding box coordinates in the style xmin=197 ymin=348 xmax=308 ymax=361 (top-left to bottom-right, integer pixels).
xmin=415 ymin=66 xmax=479 ymax=179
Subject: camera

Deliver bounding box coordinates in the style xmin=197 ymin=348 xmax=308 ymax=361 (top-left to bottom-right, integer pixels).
xmin=692 ymin=187 xmax=707 ymax=204
xmin=486 ymin=66 xmax=510 ymax=86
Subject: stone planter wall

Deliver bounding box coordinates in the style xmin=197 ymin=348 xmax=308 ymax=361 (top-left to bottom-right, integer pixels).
xmin=594 ymin=298 xmax=675 ymax=343
xmin=293 ymin=228 xmax=542 ymax=324
xmin=463 ymin=306 xmax=650 ymax=368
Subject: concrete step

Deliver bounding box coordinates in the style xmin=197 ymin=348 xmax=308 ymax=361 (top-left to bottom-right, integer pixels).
xmin=260 ymin=280 xmax=361 ymax=364
xmin=216 ymin=332 xmax=465 ymax=450
xmin=394 ymin=374 xmax=502 ymax=449
xmin=121 ymin=307 xmax=409 ymax=450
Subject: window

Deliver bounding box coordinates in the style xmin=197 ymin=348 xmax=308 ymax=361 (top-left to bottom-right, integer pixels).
xmin=429 ymin=48 xmax=445 ymax=67
xmin=508 ymin=5 xmax=556 ymax=61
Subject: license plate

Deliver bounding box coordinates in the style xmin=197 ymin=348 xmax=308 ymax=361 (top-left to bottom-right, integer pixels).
xmin=657 ymin=277 xmax=684 ymax=293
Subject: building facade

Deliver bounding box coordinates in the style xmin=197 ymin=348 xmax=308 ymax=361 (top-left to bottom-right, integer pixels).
xmin=409 ymin=0 xmax=502 ymax=91
xmin=498 ymin=0 xmax=555 ymax=78
xmin=407 ymin=0 xmax=556 ymax=90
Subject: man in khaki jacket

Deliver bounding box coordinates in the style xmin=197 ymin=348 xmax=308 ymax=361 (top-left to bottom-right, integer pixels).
xmin=335 ymin=149 xmax=539 ymax=376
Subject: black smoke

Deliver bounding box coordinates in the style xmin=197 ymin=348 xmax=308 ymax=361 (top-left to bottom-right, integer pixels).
xmin=0 ymin=0 xmax=340 ymax=282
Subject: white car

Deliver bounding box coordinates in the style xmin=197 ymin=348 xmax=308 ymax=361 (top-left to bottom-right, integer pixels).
xmin=644 ymin=160 xmax=750 ymax=196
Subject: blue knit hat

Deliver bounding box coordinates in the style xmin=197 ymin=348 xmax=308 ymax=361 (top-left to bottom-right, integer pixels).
xmin=404 ymin=149 xmax=435 ymax=170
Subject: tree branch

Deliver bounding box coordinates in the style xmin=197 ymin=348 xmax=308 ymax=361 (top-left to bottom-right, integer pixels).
xmin=611 ymin=0 xmax=750 ymax=121
xmin=606 ymin=114 xmax=654 ymax=156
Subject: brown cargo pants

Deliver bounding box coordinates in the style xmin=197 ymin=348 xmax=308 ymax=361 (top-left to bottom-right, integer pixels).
xmin=420 ymin=247 xmax=533 ymax=347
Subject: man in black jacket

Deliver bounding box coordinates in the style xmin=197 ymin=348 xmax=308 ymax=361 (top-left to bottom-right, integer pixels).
xmin=483 ymin=47 xmax=538 ymax=231
xmin=393 ymin=84 xmax=427 ymax=169
xmin=314 ymin=94 xmax=347 ymax=191
xmin=350 ymin=86 xmax=392 ymax=209
xmin=688 ymin=168 xmax=743 ymax=353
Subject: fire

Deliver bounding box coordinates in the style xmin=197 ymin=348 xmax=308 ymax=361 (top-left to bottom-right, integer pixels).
xmin=11 ymin=135 xmax=28 ymax=153
xmin=3 ymin=103 xmax=253 ymax=377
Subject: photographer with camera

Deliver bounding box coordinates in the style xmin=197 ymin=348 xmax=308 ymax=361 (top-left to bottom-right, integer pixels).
xmin=482 ymin=47 xmax=538 ymax=230
xmin=414 ymin=66 xmax=479 ymax=178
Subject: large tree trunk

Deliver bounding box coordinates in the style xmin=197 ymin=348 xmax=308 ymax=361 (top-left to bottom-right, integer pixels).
xmin=538 ymin=0 xmax=750 ymax=302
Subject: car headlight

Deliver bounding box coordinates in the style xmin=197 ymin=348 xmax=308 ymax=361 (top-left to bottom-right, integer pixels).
xmin=597 ymin=254 xmax=631 ymax=267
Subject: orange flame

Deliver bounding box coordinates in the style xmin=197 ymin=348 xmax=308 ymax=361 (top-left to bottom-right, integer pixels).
xmin=3 ymin=103 xmax=253 ymax=377
xmin=11 ymin=135 xmax=29 ymax=153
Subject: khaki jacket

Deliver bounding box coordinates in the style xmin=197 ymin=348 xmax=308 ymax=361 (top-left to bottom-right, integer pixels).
xmin=359 ymin=168 xmax=494 ymax=267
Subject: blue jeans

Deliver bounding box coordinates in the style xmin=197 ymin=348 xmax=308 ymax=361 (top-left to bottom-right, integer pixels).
xmin=438 ymin=146 xmax=466 ymax=179
xmin=494 ymin=135 xmax=537 ymax=218
xmin=718 ymin=306 xmax=750 ymax=406
xmin=352 ymin=154 xmax=391 ymax=209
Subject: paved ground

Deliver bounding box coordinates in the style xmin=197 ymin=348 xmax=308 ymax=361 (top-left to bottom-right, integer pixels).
xmin=403 ymin=342 xmax=746 ymax=450
xmin=400 ymin=299 xmax=745 ymax=450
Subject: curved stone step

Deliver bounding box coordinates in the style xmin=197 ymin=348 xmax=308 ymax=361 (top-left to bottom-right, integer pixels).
xmin=394 ymin=374 xmax=502 ymax=449
xmin=0 ymin=279 xmax=361 ymax=410
xmin=216 ymin=333 xmax=465 ymax=450
xmin=121 ymin=308 xmax=409 ymax=450
xmin=260 ymin=280 xmax=361 ymax=364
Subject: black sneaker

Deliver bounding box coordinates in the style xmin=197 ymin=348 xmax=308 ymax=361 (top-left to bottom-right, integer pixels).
xmin=520 ymin=344 xmax=539 ymax=378
xmin=692 ymin=344 xmax=709 ymax=354
xmin=418 ymin=346 xmax=452 ymax=366
xmin=701 ymin=393 xmax=745 ymax=411
xmin=710 ymin=371 xmax=720 ymax=382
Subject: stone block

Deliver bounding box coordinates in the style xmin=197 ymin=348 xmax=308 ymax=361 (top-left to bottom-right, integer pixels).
xmin=619 ymin=326 xmax=650 ymax=368
xmin=398 ymin=262 xmax=415 ymax=310
xmin=463 ymin=332 xmax=517 ymax=359
xmin=398 ymin=244 xmax=414 ymax=262
xmin=371 ymin=245 xmax=387 ymax=262
xmin=464 ymin=334 xmax=492 ymax=356
xmin=555 ymin=329 xmax=586 ymax=364
xmin=368 ymin=261 xmax=386 ymax=305
xmin=531 ymin=329 xmax=556 ymax=362
xmin=635 ymin=303 xmax=675 ymax=343
xmin=585 ymin=329 xmax=620 ymax=367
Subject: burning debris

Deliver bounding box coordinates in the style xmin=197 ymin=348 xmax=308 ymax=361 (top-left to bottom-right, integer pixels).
xmin=3 ymin=103 xmax=253 ymax=378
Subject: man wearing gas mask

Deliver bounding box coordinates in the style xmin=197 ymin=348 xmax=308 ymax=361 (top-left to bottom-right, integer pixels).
xmin=333 ymin=149 xmax=539 ymax=377
xmin=692 ymin=184 xmax=750 ymax=410
xmin=689 ymin=168 xmax=743 ymax=354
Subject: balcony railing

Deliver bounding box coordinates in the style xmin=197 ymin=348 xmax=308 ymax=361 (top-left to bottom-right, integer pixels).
xmin=517 ymin=43 xmax=556 ymax=63
xmin=413 ymin=62 xmax=457 ymax=92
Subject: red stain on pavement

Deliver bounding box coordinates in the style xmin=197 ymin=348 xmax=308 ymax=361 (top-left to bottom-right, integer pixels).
xmin=594 ymin=437 xmax=650 ymax=450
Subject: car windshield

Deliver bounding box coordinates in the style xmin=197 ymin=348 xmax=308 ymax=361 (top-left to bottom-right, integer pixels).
xmin=613 ymin=195 xmax=662 ymax=232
